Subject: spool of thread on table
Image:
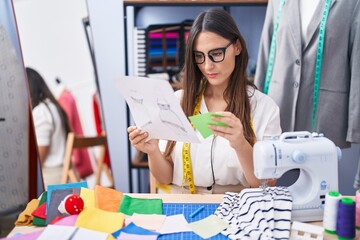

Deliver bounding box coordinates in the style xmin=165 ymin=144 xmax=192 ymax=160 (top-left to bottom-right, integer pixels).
xmin=323 ymin=191 xmax=342 ymax=234
xmin=336 ymin=197 xmax=355 ymax=239
xmin=355 ymin=189 xmax=360 ymax=229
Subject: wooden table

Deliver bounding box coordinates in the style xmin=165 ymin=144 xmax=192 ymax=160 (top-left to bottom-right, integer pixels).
xmin=9 ymin=194 xmax=356 ymax=239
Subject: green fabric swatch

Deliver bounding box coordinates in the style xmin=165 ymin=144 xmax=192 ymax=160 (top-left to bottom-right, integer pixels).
xmin=118 ymin=195 xmax=162 ymax=216
xmin=189 ymin=112 xmax=228 ymax=138
xmin=32 ymin=191 xmax=47 ymax=226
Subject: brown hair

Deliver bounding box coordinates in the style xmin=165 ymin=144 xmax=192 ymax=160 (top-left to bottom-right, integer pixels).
xmin=26 ymin=67 xmax=71 ymax=136
xmin=164 ymin=8 xmax=256 ymax=158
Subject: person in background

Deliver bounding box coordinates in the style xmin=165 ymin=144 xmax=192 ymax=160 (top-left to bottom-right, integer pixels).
xmin=128 ymin=8 xmax=281 ymax=194
xmin=26 ymin=67 xmax=71 ymax=188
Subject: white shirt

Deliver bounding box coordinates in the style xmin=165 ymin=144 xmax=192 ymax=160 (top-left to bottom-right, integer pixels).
xmin=160 ymin=88 xmax=281 ymax=188
xmin=300 ymin=0 xmax=321 ymax=42
xmin=32 ymin=99 xmax=66 ymax=168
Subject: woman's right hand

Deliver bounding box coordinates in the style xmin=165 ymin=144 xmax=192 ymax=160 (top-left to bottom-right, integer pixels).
xmin=127 ymin=126 xmax=159 ymax=154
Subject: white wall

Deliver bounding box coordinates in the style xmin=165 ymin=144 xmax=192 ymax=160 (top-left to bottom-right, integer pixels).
xmin=86 ymin=0 xmax=130 ymax=192
xmin=13 ymin=0 xmax=97 ymax=136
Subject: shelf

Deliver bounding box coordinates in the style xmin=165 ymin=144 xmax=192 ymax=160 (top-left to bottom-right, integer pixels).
xmin=124 ymin=0 xmax=267 ymax=5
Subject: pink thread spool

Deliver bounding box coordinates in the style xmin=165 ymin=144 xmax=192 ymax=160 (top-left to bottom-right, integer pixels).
xmin=356 ymin=189 xmax=360 ymax=229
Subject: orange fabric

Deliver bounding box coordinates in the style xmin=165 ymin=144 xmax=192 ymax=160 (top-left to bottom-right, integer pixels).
xmin=94 ymin=185 xmax=123 ymax=212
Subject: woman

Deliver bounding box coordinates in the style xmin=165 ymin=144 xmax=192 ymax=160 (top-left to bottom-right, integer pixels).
xmin=128 ymin=8 xmax=281 ymax=194
xmin=26 ymin=67 xmax=71 ymax=188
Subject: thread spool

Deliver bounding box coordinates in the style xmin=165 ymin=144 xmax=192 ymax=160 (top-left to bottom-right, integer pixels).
xmin=355 ymin=189 xmax=360 ymax=229
xmin=323 ymin=191 xmax=342 ymax=234
xmin=336 ymin=197 xmax=355 ymax=239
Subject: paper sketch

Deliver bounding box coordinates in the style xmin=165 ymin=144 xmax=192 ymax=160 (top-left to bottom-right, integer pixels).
xmin=115 ymin=76 xmax=200 ymax=143
xmin=130 ymin=90 xmax=152 ymax=128
xmin=157 ymin=97 xmax=187 ymax=133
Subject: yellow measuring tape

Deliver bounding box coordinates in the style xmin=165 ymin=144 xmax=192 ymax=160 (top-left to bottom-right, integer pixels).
xmin=182 ymin=85 xmax=205 ymax=194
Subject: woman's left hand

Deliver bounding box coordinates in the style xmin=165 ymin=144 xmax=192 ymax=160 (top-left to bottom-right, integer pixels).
xmin=208 ymin=111 xmax=247 ymax=150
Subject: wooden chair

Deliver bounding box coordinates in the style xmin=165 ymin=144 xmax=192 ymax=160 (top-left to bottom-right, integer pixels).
xmin=61 ymin=132 xmax=114 ymax=187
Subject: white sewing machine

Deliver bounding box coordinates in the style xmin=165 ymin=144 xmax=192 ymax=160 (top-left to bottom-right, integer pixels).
xmin=253 ymin=131 xmax=341 ymax=222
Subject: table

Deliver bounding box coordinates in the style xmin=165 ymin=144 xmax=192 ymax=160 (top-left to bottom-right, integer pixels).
xmin=129 ymin=194 xmax=344 ymax=240
xmin=8 ymin=194 xmax=356 ymax=239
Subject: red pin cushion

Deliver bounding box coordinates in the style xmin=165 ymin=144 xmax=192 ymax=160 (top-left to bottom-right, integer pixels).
xmin=58 ymin=194 xmax=84 ymax=215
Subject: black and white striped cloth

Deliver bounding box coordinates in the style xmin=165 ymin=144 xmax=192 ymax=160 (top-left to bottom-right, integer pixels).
xmin=214 ymin=187 xmax=292 ymax=240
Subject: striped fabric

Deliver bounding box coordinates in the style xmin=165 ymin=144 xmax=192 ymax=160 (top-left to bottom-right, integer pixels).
xmin=214 ymin=187 xmax=292 ymax=240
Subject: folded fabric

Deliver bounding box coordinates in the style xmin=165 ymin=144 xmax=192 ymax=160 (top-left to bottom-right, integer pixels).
xmin=76 ymin=207 xmax=125 ymax=233
xmin=187 ymin=214 xmax=229 ymax=239
xmin=46 ymin=188 xmax=82 ymax=225
xmin=53 ymin=214 xmax=78 ymax=226
xmin=46 ymin=182 xmax=87 ymax=213
xmin=128 ymin=213 xmax=166 ymax=231
xmin=36 ymin=225 xmax=77 ymax=240
xmin=117 ymin=232 xmax=158 ymax=240
xmin=94 ymin=185 xmax=123 ymax=212
xmin=33 ymin=192 xmax=48 ymax=226
xmin=214 ymin=187 xmax=292 ymax=239
xmin=158 ymin=214 xmax=192 ymax=234
xmin=46 ymin=189 xmax=73 ymax=225
xmin=112 ymin=222 xmax=159 ymax=238
xmin=80 ymin=187 xmax=95 ymax=209
xmin=15 ymin=199 xmax=39 ymax=226
xmin=32 ymin=202 xmax=46 ymax=219
xmin=118 ymin=195 xmax=162 ymax=216
xmin=4 ymin=229 xmax=44 ymax=240
xmin=71 ymin=227 xmax=109 ymax=240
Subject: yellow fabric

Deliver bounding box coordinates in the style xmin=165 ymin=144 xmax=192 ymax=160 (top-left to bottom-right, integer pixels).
xmin=14 ymin=199 xmax=39 ymax=226
xmin=94 ymin=185 xmax=123 ymax=212
xmin=76 ymin=207 xmax=124 ymax=233
xmin=106 ymin=234 xmax=116 ymax=240
xmin=80 ymin=187 xmax=95 ymax=208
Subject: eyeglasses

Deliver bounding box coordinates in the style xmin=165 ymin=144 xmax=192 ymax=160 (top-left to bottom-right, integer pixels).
xmin=193 ymin=41 xmax=234 ymax=64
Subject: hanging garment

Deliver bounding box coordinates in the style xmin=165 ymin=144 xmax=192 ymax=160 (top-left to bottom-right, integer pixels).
xmin=255 ymin=0 xmax=360 ymax=148
xmin=93 ymin=93 xmax=111 ymax=167
xmin=58 ymin=90 xmax=93 ymax=178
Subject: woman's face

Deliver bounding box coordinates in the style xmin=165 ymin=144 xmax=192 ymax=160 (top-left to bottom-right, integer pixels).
xmin=193 ymin=31 xmax=241 ymax=88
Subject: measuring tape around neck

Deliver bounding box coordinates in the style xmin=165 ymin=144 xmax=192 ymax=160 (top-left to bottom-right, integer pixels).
xmin=182 ymin=84 xmax=206 ymax=194
xmin=312 ymin=0 xmax=332 ymax=130
xmin=264 ymin=0 xmax=332 ymax=131
xmin=263 ymin=0 xmax=285 ymax=94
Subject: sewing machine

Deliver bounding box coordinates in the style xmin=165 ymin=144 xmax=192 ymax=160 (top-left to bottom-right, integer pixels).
xmin=253 ymin=131 xmax=341 ymax=222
